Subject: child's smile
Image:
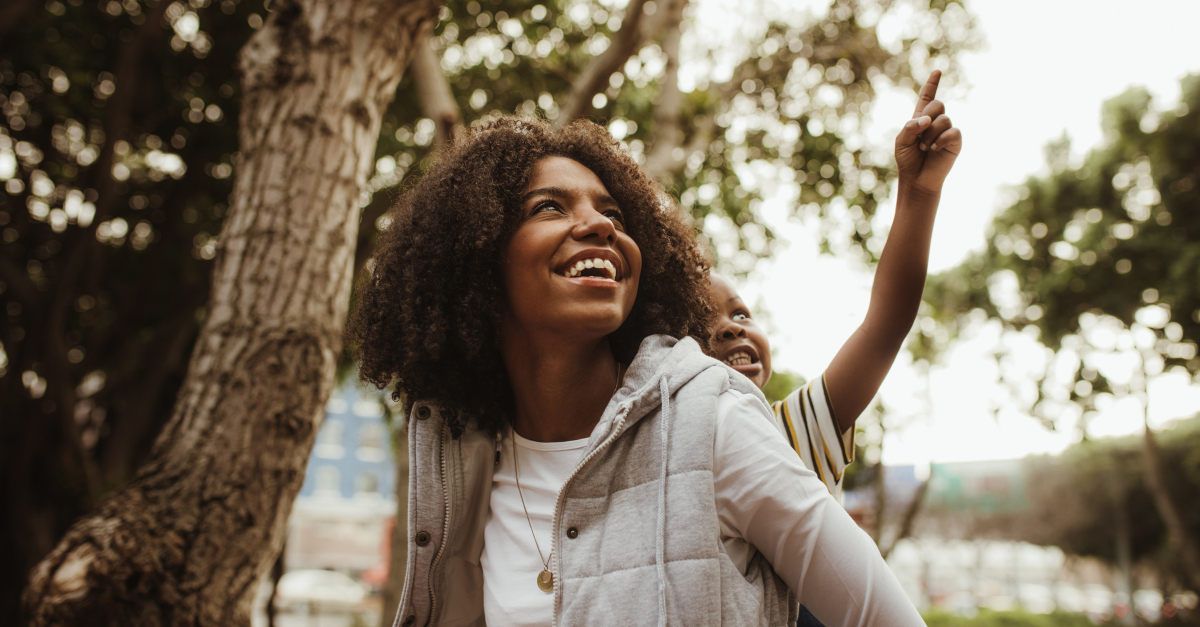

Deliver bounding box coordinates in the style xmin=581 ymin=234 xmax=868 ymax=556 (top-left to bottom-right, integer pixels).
xmin=710 ymin=274 xmax=772 ymax=389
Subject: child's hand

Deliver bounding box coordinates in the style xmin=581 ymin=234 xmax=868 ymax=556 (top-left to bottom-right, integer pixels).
xmin=895 ymin=70 xmax=961 ymax=195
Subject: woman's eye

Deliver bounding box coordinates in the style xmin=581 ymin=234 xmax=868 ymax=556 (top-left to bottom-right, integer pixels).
xmin=531 ymin=200 xmax=563 ymax=215
xmin=604 ymin=209 xmax=624 ymax=223
xmin=732 ymin=312 xmax=750 ymax=321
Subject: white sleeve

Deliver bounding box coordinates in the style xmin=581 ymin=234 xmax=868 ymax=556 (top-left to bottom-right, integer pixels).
xmin=713 ymin=390 xmax=924 ymax=627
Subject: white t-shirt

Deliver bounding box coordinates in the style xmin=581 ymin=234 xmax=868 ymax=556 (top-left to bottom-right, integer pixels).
xmin=481 ymin=389 xmax=919 ymax=627
xmin=481 ymin=431 xmax=588 ymax=627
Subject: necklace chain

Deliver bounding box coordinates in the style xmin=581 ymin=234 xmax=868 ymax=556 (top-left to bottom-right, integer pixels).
xmin=512 ymin=359 xmax=624 ymax=589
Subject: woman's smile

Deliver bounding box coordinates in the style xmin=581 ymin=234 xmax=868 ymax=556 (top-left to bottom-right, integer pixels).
xmin=554 ymin=248 xmax=623 ymax=283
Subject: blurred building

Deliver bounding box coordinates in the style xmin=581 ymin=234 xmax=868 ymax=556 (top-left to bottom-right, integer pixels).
xmin=285 ymin=387 xmax=398 ymax=580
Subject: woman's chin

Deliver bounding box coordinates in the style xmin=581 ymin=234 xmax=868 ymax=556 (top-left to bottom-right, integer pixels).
xmin=552 ymin=309 xmax=627 ymax=339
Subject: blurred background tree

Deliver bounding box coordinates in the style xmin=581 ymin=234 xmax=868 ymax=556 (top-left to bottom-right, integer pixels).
xmin=966 ymin=417 xmax=1200 ymax=604
xmin=0 ymin=0 xmax=979 ymax=622
xmin=921 ymin=74 xmax=1200 ymax=592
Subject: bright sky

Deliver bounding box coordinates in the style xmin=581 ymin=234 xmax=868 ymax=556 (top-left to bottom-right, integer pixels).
xmin=724 ymin=0 xmax=1200 ymax=465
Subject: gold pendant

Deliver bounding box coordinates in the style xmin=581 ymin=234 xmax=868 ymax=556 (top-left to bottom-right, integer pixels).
xmin=537 ymin=569 xmax=555 ymax=592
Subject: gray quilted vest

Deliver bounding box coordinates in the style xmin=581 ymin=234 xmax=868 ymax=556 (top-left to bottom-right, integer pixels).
xmin=395 ymin=335 xmax=799 ymax=627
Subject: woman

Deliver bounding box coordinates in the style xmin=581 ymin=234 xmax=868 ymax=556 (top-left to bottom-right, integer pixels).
xmin=348 ymin=116 xmax=924 ymax=627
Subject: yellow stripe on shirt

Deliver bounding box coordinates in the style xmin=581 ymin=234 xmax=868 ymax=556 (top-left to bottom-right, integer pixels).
xmin=770 ymin=375 xmax=856 ymax=500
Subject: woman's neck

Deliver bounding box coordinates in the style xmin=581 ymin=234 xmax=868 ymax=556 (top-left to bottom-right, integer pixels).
xmin=500 ymin=332 xmax=621 ymax=442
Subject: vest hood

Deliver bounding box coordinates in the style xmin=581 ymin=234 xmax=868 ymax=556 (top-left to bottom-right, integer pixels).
xmin=588 ymin=334 xmax=768 ymax=447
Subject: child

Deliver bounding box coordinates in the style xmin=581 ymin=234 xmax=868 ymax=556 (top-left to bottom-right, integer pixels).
xmin=711 ymin=70 xmax=961 ymax=499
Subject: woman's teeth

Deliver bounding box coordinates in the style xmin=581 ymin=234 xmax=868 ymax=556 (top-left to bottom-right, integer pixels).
xmin=563 ymin=258 xmax=618 ymax=280
xmin=724 ymin=351 xmax=753 ymax=367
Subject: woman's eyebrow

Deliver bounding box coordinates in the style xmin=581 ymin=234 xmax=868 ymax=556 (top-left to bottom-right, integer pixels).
xmin=596 ymin=193 xmax=620 ymax=208
xmin=521 ymin=186 xmax=619 ymax=208
xmin=521 ymin=186 xmax=568 ymax=203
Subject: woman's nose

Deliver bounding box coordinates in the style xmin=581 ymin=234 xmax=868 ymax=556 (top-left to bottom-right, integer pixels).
xmin=571 ymin=206 xmax=616 ymax=243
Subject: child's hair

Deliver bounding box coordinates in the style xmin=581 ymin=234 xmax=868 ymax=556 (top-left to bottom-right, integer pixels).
xmin=347 ymin=116 xmax=713 ymax=436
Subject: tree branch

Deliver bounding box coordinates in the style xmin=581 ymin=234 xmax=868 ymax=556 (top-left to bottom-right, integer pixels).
xmin=37 ymin=1 xmax=175 ymax=493
xmin=555 ymin=0 xmax=654 ymax=127
xmin=0 ymin=0 xmax=39 ymax=37
xmin=0 ymin=251 xmax=39 ymax=309
xmin=642 ymin=0 xmax=687 ymax=183
xmin=410 ymin=26 xmax=460 ymax=148
xmin=879 ymin=478 xmax=929 ymax=560
xmin=98 ymin=293 xmax=202 ymax=486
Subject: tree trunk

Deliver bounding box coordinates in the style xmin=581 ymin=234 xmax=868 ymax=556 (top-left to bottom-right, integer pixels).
xmin=1141 ymin=419 xmax=1200 ymax=592
xmin=21 ymin=0 xmax=441 ymax=624
xmin=265 ymin=542 xmax=284 ymax=627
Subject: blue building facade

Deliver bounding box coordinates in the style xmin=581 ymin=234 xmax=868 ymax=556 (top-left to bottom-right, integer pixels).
xmin=297 ymin=387 xmax=398 ymax=501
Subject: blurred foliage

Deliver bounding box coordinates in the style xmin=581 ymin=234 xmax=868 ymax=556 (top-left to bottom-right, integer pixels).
xmin=377 ymin=0 xmax=979 ymax=272
xmin=922 ymin=609 xmax=1097 ymax=627
xmin=0 ymin=0 xmax=258 ymax=489
xmin=842 ymin=399 xmax=883 ymax=492
xmin=0 ymin=0 xmax=262 ymax=615
xmin=918 ymin=74 xmax=1200 ymax=393
xmin=0 ymin=0 xmax=981 ymax=504
xmin=761 ymin=367 xmax=804 ymax=404
xmin=975 ymin=417 xmax=1200 ymax=585
xmin=923 ymin=609 xmax=1098 ymax=627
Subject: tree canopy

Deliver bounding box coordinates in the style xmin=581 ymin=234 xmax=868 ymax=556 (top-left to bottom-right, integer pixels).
xmin=920 ymin=74 xmax=1200 ymax=430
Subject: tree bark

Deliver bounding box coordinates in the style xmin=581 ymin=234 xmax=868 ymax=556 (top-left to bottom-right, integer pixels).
xmin=21 ymin=0 xmax=441 ymax=624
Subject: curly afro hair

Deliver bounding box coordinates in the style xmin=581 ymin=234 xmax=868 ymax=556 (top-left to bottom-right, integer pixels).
xmin=347 ymin=116 xmax=713 ymax=436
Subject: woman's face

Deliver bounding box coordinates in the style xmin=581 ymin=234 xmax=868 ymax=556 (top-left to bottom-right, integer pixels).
xmin=499 ymin=156 xmax=642 ymax=342
xmin=710 ymin=275 xmax=772 ymax=389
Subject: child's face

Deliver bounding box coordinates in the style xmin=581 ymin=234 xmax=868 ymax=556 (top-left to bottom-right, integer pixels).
xmin=709 ymin=275 xmax=772 ymax=389
xmin=499 ymin=156 xmax=642 ymax=343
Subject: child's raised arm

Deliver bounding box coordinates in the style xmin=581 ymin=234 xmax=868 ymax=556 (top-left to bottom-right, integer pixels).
xmin=823 ymin=71 xmax=962 ymax=432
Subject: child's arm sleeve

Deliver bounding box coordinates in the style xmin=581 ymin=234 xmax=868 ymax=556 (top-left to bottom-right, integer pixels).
xmin=772 ymin=374 xmax=856 ymax=495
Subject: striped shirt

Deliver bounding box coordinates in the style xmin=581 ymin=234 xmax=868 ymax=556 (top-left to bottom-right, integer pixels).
xmin=770 ymin=374 xmax=855 ymax=500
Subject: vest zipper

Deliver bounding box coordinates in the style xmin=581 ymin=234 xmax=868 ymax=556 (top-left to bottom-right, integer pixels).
xmin=427 ymin=421 xmax=452 ymax=625
xmin=549 ymin=404 xmax=632 ymax=625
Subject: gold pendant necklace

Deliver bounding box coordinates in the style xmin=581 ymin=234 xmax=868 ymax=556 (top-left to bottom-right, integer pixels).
xmin=513 ymin=439 xmax=555 ymax=592
xmin=537 ymin=568 xmax=555 ymax=592
xmin=512 ymin=360 xmax=624 ymax=593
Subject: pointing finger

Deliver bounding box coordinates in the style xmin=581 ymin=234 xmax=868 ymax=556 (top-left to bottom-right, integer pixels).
xmin=912 ymin=70 xmax=942 ymax=118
